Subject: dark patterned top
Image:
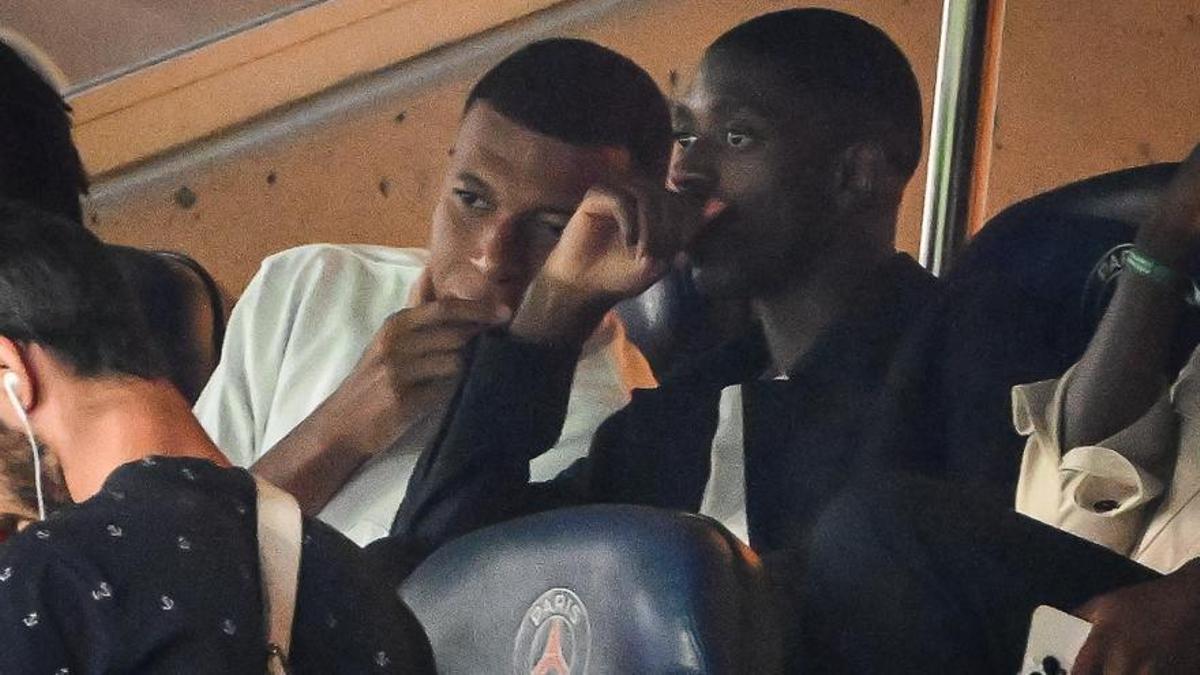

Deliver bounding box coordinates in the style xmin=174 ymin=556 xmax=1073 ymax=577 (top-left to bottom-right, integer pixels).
xmin=0 ymin=456 xmax=431 ymax=674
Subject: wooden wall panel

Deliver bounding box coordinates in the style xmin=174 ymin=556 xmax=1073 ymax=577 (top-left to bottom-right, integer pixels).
xmin=84 ymin=0 xmax=941 ymax=294
xmin=983 ymin=1 xmax=1199 ymax=223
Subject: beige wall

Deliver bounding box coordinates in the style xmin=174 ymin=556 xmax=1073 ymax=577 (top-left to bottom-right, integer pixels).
xmin=3 ymin=0 xmax=313 ymax=87
xmin=83 ymin=0 xmax=941 ymax=295
xmin=82 ymin=0 xmax=1199 ymax=296
xmin=984 ymin=0 xmax=1199 ymax=220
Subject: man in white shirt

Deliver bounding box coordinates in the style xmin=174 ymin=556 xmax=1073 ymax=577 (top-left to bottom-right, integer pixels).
xmin=786 ymin=145 xmax=1200 ymax=674
xmin=194 ymin=39 xmax=665 ymax=546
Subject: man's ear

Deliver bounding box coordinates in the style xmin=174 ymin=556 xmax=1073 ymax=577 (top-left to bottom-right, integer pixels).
xmin=0 ymin=337 xmax=36 ymax=414
xmin=832 ymin=141 xmax=894 ymax=214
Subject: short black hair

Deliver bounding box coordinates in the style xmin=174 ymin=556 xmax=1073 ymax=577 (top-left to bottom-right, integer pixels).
xmin=0 ymin=200 xmax=165 ymax=379
xmin=708 ymin=9 xmax=923 ymax=179
xmin=465 ymin=38 xmax=671 ymax=179
xmin=0 ymin=41 xmax=88 ymax=224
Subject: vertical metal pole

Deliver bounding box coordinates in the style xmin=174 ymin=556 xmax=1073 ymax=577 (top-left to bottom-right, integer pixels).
xmin=919 ymin=0 xmax=1005 ymax=276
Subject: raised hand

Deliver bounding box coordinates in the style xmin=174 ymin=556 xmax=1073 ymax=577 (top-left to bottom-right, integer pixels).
xmin=543 ymin=184 xmax=720 ymax=301
xmin=331 ymin=298 xmax=510 ymax=454
xmin=512 ymin=182 xmax=724 ymax=346
xmin=1136 ymin=143 xmax=1200 ymax=269
xmin=251 ymin=294 xmax=509 ymax=515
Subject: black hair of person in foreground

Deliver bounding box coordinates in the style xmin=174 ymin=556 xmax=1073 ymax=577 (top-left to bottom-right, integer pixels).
xmin=0 ymin=40 xmax=225 ymax=405
xmin=0 ymin=201 xmax=432 ymax=674
xmin=0 ymin=40 xmax=227 ymax=533
xmin=375 ymin=8 xmax=935 ymax=578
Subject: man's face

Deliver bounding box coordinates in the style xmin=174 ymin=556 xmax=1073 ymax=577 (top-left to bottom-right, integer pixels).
xmin=427 ymin=102 xmax=631 ymax=311
xmin=669 ymin=50 xmax=843 ymax=297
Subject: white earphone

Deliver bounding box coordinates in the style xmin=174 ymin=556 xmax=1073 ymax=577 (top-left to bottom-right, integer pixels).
xmin=4 ymin=371 xmax=45 ymax=521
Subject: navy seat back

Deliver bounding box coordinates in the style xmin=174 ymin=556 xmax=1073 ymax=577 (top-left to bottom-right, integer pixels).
xmin=614 ymin=267 xmax=706 ymax=379
xmin=873 ymin=161 xmax=1198 ymax=493
xmin=399 ymin=505 xmax=781 ymax=674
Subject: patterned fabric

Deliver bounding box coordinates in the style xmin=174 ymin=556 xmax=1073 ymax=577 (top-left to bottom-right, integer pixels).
xmin=0 ymin=457 xmax=431 ymax=674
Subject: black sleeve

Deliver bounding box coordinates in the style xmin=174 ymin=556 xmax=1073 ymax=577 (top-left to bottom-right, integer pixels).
xmin=867 ymin=275 xmax=1075 ymax=496
xmin=387 ymin=329 xmax=722 ymax=564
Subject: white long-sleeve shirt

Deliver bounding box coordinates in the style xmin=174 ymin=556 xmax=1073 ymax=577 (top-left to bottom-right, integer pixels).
xmin=195 ymin=244 xmax=641 ymax=546
xmin=1014 ymin=350 xmax=1200 ymax=573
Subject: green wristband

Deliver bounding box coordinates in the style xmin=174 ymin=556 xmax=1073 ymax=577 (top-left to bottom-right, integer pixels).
xmin=1124 ymin=248 xmax=1186 ymax=290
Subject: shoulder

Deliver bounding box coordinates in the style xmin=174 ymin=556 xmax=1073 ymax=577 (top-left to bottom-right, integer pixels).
xmin=0 ymin=517 xmax=104 ymax=594
xmin=1 ymin=460 xmax=263 ymax=670
xmin=0 ymin=516 xmax=109 ymax=661
xmin=257 ymin=244 xmax=428 ymax=285
xmin=241 ymin=244 xmax=428 ymax=316
xmin=885 ymin=253 xmax=938 ymax=305
xmin=230 ymin=244 xmax=428 ymax=337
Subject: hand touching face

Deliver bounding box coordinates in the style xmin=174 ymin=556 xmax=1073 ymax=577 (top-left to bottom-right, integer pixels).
xmin=539 ymin=181 xmax=725 ymax=305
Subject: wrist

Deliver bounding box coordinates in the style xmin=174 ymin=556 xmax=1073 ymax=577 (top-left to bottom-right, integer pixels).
xmin=310 ymin=382 xmax=385 ymax=463
xmin=1120 ymin=246 xmax=1195 ymax=303
xmin=511 ymin=275 xmax=612 ymax=347
xmin=1134 ymin=225 xmax=1194 ymax=272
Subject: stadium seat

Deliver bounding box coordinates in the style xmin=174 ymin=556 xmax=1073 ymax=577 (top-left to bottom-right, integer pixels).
xmin=874 ymin=161 xmax=1199 ymax=494
xmin=111 ymin=247 xmax=227 ymax=403
xmin=399 ymin=504 xmax=782 ymax=674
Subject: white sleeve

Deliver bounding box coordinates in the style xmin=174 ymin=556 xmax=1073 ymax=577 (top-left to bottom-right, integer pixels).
xmin=194 ymin=245 xmax=425 ymax=470
xmin=1013 ymin=365 xmax=1175 ymax=556
xmin=193 ymin=255 xmax=296 ymax=467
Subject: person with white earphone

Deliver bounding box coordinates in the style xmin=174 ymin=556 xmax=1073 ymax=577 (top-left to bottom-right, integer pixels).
xmin=3 ymin=370 xmax=45 ymax=522
xmin=0 ymin=202 xmax=434 ymax=673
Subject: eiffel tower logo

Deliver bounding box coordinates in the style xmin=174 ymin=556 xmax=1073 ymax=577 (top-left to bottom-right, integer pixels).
xmin=530 ymin=618 xmax=571 ymax=675
xmin=515 ymin=588 xmax=591 ymax=675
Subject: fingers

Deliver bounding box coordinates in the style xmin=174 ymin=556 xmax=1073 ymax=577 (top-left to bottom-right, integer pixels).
xmin=395 ymin=298 xmax=511 ymax=330
xmin=368 ymin=300 xmax=507 ymax=366
xmin=582 ymin=183 xmax=704 ymax=262
xmin=404 ymin=349 xmax=466 ymax=383
xmin=413 ymin=268 xmax=437 ymax=304
xmin=579 ymin=185 xmax=640 ymax=250
xmin=660 ymin=191 xmax=727 ymax=257
xmin=407 ymin=324 xmax=490 ymax=353
xmin=643 ymin=189 xmax=688 ymax=261
xmin=635 ymin=187 xmax=657 ymax=259
xmin=1070 ymin=610 xmax=1154 ymax=675
xmin=1071 ymin=631 xmax=1105 ymax=675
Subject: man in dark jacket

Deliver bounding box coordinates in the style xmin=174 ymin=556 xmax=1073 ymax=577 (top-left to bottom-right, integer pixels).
xmin=378 ymin=8 xmax=937 ymax=568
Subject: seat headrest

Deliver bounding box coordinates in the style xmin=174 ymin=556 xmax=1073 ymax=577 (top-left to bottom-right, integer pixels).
xmin=399 ymin=505 xmax=781 ymax=674
xmin=956 ymin=162 xmax=1179 ymax=279
xmin=1012 ymin=161 xmax=1178 ymax=227
xmin=944 ymin=160 xmax=1199 ymax=371
xmin=615 ymin=266 xmax=705 ymax=378
xmin=108 ymin=246 xmax=226 ymax=403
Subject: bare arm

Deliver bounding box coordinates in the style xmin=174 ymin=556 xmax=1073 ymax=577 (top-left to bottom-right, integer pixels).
xmin=252 ymin=300 xmax=506 ymax=515
xmin=250 ymin=381 xmax=420 ymax=516
xmin=1062 ymin=145 xmax=1200 ymax=450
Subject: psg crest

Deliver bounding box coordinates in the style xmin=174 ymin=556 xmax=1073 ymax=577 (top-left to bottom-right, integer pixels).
xmin=513 ymin=588 xmax=592 ymax=675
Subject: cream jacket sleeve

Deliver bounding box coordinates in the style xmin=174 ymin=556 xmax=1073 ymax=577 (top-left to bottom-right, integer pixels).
xmin=1013 ymin=365 xmax=1177 ymax=556
xmin=191 ymin=252 xmax=288 ymax=467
